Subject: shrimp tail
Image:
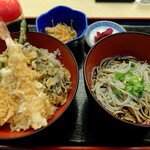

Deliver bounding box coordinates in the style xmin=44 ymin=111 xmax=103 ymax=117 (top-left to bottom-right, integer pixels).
xmin=0 ymin=21 xmax=10 ymax=40
xmin=0 ymin=21 xmax=17 ymax=52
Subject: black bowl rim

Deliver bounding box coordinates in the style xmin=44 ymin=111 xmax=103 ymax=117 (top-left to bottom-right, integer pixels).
xmin=84 ymin=31 xmax=150 ymax=128
xmin=0 ymin=31 xmax=79 ymax=140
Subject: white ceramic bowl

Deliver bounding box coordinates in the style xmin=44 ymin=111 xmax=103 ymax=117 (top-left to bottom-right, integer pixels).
xmin=84 ymin=20 xmax=126 ymax=47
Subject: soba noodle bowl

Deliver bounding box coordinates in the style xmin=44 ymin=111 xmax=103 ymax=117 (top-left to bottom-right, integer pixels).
xmin=91 ymin=56 xmax=150 ymax=125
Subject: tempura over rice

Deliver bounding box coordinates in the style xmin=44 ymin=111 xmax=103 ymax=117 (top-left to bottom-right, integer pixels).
xmin=0 ymin=21 xmax=72 ymax=132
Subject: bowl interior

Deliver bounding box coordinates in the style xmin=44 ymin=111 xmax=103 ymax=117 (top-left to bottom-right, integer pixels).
xmin=36 ymin=6 xmax=87 ymax=44
xmin=84 ymin=32 xmax=150 ymax=126
xmin=0 ymin=32 xmax=78 ymax=139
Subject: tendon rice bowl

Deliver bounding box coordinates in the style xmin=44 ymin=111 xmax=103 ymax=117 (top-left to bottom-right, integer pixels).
xmin=0 ymin=40 xmax=71 ymax=132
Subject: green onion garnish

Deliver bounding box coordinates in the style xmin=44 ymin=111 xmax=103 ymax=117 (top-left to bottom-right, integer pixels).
xmin=115 ymin=70 xmax=146 ymax=99
xmin=114 ymin=90 xmax=122 ymax=95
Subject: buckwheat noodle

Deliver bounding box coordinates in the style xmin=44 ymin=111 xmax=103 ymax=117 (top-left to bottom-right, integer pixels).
xmin=91 ymin=56 xmax=150 ymax=124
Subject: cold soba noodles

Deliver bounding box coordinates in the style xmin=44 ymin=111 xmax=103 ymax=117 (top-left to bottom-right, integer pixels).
xmin=91 ymin=56 xmax=150 ymax=125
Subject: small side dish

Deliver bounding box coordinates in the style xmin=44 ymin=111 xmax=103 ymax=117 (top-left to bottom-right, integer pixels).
xmin=94 ymin=28 xmax=113 ymax=42
xmin=45 ymin=22 xmax=77 ymax=43
xmin=84 ymin=21 xmax=126 ymax=47
xmin=36 ymin=6 xmax=87 ymax=45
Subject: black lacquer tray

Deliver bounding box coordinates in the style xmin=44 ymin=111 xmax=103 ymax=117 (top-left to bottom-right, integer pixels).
xmin=1 ymin=18 xmax=150 ymax=147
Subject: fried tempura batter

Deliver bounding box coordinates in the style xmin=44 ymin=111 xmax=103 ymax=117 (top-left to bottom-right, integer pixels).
xmin=0 ymin=21 xmax=71 ymax=132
